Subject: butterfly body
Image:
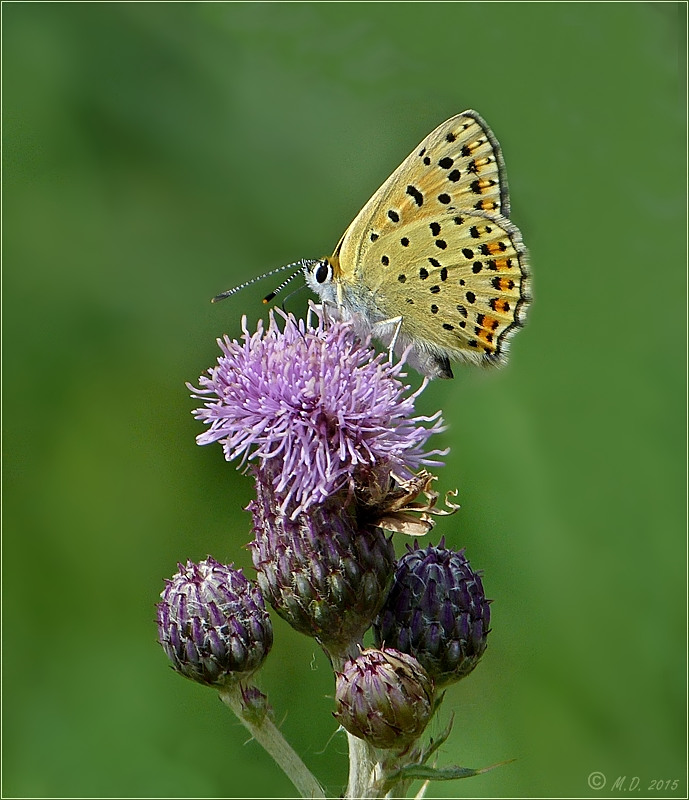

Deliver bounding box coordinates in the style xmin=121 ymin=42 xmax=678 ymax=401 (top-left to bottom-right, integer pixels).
xmin=303 ymin=110 xmax=531 ymax=379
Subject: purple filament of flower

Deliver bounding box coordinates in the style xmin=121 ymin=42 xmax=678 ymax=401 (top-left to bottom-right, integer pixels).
xmin=189 ymin=307 xmax=446 ymax=517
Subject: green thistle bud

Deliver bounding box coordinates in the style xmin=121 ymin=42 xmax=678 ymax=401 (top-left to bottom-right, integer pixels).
xmin=374 ymin=539 xmax=490 ymax=686
xmin=157 ymin=557 xmax=272 ymax=687
xmin=249 ymin=468 xmax=396 ymax=656
xmin=333 ymin=648 xmax=434 ymax=751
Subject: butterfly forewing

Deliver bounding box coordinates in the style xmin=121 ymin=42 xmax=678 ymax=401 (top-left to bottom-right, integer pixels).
xmin=335 ymin=110 xmax=510 ymax=277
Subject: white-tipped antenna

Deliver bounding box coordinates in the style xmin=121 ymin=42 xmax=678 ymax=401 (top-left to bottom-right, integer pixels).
xmin=211 ymin=259 xmax=317 ymax=304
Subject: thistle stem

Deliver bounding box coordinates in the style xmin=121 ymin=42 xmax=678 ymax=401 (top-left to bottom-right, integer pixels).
xmin=345 ymin=731 xmax=382 ymax=799
xmin=219 ymin=684 xmax=326 ymax=799
xmin=330 ymin=649 xmax=385 ymax=799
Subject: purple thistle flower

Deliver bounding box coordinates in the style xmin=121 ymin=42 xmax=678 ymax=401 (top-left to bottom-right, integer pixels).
xmin=189 ymin=306 xmax=446 ymax=518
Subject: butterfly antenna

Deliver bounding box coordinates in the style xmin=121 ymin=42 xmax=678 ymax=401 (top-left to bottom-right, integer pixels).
xmin=262 ymin=268 xmax=310 ymax=304
xmin=211 ymin=259 xmax=316 ymax=303
xmin=277 ymin=282 xmax=308 ymax=311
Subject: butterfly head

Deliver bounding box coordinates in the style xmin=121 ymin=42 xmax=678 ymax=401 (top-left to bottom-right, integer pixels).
xmin=303 ymin=257 xmax=339 ymax=304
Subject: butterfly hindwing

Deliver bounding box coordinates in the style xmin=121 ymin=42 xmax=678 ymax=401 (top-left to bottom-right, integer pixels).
xmin=352 ymin=209 xmax=530 ymax=365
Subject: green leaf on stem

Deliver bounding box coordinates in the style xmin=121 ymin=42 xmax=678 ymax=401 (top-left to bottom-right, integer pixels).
xmin=380 ymin=758 xmax=515 ymax=793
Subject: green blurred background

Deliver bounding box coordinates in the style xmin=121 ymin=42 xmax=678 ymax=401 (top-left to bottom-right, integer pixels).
xmin=3 ymin=3 xmax=685 ymax=797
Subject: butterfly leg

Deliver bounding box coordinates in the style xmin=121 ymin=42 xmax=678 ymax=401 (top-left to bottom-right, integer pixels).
xmin=373 ymin=315 xmax=454 ymax=378
xmin=306 ymin=301 xmax=318 ymax=330
xmin=369 ymin=316 xmax=404 ymax=364
xmin=387 ymin=316 xmax=404 ymax=364
xmin=319 ymin=299 xmax=348 ymax=326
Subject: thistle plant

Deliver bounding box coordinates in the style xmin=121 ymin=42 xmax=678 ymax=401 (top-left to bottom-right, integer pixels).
xmin=156 ymin=304 xmax=508 ymax=798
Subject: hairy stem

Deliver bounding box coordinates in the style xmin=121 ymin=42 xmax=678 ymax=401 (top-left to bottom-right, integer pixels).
xmin=219 ymin=684 xmax=326 ymax=799
xmin=345 ymin=731 xmax=382 ymax=799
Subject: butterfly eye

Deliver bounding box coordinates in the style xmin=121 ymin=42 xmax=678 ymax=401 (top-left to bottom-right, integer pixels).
xmin=314 ymin=260 xmax=331 ymax=284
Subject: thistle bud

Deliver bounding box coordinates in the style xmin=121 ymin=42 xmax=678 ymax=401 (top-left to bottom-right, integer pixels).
xmin=157 ymin=557 xmax=272 ymax=687
xmin=374 ymin=539 xmax=490 ymax=686
xmin=250 ymin=469 xmax=396 ymax=656
xmin=333 ymin=648 xmax=434 ymax=751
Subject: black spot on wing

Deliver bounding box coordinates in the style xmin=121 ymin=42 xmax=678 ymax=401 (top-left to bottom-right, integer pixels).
xmin=406 ymin=185 xmax=424 ymax=206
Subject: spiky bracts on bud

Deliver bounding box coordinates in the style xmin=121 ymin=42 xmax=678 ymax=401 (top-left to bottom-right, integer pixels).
xmin=333 ymin=648 xmax=434 ymax=751
xmin=374 ymin=539 xmax=490 ymax=686
xmin=250 ymin=469 xmax=396 ymax=656
xmin=157 ymin=557 xmax=273 ymax=687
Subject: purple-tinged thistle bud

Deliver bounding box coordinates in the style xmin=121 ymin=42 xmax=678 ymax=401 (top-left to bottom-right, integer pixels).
xmin=333 ymin=648 xmax=434 ymax=751
xmin=373 ymin=539 xmax=490 ymax=687
xmin=157 ymin=557 xmax=273 ymax=687
xmin=250 ymin=468 xmax=396 ymax=656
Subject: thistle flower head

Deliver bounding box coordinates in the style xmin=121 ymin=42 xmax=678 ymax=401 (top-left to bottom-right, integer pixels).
xmin=189 ymin=306 xmax=446 ymax=518
xmin=373 ymin=539 xmax=490 ymax=686
xmin=157 ymin=557 xmax=273 ymax=687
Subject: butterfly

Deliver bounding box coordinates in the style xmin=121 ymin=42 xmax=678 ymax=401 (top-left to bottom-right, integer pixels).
xmin=215 ymin=111 xmax=531 ymax=379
